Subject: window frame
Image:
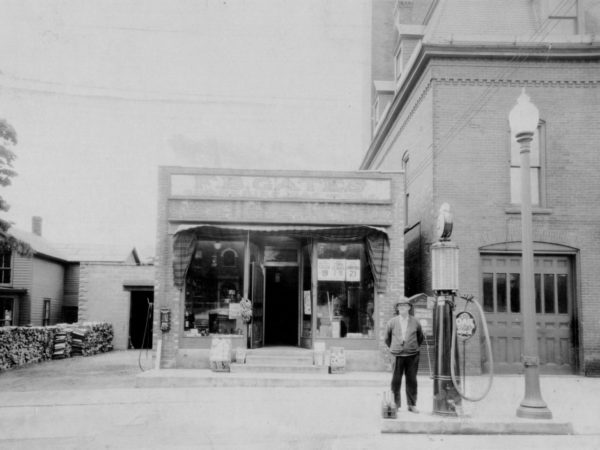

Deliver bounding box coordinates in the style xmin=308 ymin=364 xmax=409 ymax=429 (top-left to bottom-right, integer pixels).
xmin=43 ymin=298 xmax=51 ymax=326
xmin=0 ymin=251 xmax=12 ymax=285
xmin=509 ymin=120 xmax=546 ymax=207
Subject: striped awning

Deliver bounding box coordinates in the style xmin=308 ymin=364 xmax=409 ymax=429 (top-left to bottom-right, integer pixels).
xmin=172 ymin=224 xmax=389 ymax=292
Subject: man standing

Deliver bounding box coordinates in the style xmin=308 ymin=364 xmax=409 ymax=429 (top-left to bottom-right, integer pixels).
xmin=385 ymin=296 xmax=424 ymax=413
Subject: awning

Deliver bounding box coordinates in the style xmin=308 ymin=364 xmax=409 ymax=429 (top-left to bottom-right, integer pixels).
xmin=172 ymin=224 xmax=389 ymax=293
xmin=174 ymin=223 xmax=388 ymax=238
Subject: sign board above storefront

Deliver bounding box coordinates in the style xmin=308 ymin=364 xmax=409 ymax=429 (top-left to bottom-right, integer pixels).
xmin=317 ymin=259 xmax=361 ymax=282
xmin=171 ymin=174 xmax=391 ymax=203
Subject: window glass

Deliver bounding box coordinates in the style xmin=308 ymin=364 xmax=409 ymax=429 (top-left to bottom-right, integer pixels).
xmin=510 ymin=273 xmax=520 ymax=313
xmin=535 ymin=273 xmax=542 ymax=313
xmin=496 ymin=273 xmax=507 ymax=312
xmin=510 ymin=127 xmax=541 ymax=205
xmin=510 ymin=168 xmax=540 ymax=205
xmin=544 ymin=274 xmax=555 ymax=314
xmin=0 ymin=252 xmax=11 ymax=284
xmin=483 ymin=273 xmax=494 ymax=312
xmin=184 ymin=240 xmax=245 ymax=336
xmin=316 ymin=242 xmax=374 ymax=338
xmin=557 ymin=274 xmax=568 ymax=314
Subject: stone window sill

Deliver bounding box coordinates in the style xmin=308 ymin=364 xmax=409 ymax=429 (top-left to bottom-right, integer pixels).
xmin=504 ymin=206 xmax=553 ymax=215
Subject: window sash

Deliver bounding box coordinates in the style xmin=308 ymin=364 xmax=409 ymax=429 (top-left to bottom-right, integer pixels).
xmin=510 ymin=167 xmax=540 ymax=205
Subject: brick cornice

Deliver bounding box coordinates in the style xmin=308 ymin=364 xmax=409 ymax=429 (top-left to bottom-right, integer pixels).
xmin=360 ymin=41 xmax=600 ymax=170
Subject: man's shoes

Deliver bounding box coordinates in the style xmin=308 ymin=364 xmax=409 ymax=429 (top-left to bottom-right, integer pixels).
xmin=408 ymin=406 xmax=419 ymax=414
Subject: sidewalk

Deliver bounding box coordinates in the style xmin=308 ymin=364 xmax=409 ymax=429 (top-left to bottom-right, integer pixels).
xmin=0 ymin=351 xmax=599 ymax=448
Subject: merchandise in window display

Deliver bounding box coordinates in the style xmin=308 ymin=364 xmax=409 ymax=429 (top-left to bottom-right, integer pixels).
xmin=184 ymin=240 xmax=245 ymax=336
xmin=315 ymin=242 xmax=375 ymax=338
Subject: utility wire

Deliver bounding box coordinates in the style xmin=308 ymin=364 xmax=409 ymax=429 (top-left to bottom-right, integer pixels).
xmin=403 ymin=0 xmax=572 ymax=185
xmin=377 ymin=0 xmax=575 ymax=184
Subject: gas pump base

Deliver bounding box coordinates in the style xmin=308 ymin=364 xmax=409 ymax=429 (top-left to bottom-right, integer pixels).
xmin=381 ymin=413 xmax=573 ymax=435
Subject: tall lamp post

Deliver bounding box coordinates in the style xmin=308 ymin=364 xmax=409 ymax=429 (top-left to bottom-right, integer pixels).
xmin=508 ymin=89 xmax=552 ymax=419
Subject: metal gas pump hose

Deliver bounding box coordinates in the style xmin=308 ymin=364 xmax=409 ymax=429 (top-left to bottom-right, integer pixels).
xmin=450 ymin=294 xmax=494 ymax=402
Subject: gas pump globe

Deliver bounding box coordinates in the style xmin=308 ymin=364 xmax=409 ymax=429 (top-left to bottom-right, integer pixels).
xmin=431 ymin=203 xmax=462 ymax=416
xmin=431 ymin=241 xmax=459 ymax=292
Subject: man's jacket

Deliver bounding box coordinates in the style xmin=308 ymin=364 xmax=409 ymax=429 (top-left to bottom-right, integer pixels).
xmin=384 ymin=315 xmax=424 ymax=356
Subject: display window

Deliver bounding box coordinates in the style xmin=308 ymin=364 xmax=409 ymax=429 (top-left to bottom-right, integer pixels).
xmin=184 ymin=240 xmax=245 ymax=336
xmin=316 ymin=242 xmax=375 ymax=338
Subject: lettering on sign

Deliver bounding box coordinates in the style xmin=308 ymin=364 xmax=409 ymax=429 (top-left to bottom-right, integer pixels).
xmin=456 ymin=311 xmax=477 ymax=340
xmin=171 ymin=174 xmax=391 ymax=202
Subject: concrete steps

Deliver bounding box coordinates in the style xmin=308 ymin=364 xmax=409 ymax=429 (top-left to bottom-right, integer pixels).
xmin=233 ymin=347 xmax=327 ymax=374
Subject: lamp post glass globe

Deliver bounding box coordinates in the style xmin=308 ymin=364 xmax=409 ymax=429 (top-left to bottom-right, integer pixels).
xmin=509 ymin=88 xmax=539 ymax=139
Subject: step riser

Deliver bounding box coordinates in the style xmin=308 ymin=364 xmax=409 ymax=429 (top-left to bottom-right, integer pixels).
xmin=230 ymin=364 xmax=327 ymax=374
xmin=244 ymin=356 xmax=314 ymax=365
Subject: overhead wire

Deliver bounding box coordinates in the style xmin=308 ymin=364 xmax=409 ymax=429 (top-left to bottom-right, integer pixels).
xmin=403 ymin=1 xmax=571 ymax=185
xmin=378 ymin=0 xmax=574 ymax=184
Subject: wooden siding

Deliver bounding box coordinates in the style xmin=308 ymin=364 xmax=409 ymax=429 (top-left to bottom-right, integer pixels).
xmin=10 ymin=253 xmax=33 ymax=325
xmin=30 ymin=258 xmax=65 ymax=325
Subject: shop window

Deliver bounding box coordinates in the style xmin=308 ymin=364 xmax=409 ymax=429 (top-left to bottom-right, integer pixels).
xmin=184 ymin=240 xmax=245 ymax=336
xmin=43 ymin=298 xmax=51 ymax=326
xmin=510 ymin=122 xmax=544 ymax=206
xmin=315 ymin=242 xmax=375 ymax=338
xmin=1 ymin=297 xmax=13 ymax=326
xmin=0 ymin=252 xmax=11 ymax=284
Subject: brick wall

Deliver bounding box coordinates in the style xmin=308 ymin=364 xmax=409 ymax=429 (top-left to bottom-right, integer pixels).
xmin=78 ymin=263 xmax=154 ymax=350
xmin=367 ymin=52 xmax=600 ymax=374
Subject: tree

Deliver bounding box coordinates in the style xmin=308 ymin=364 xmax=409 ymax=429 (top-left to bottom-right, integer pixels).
xmin=0 ymin=118 xmax=18 ymax=212
xmin=0 ymin=118 xmax=30 ymax=256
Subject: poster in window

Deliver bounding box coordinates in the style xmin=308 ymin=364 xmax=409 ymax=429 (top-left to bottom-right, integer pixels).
xmin=303 ymin=290 xmax=312 ymax=315
xmin=318 ymin=259 xmax=336 ymax=281
xmin=345 ymin=260 xmax=360 ymax=282
xmin=228 ymin=302 xmax=241 ymax=319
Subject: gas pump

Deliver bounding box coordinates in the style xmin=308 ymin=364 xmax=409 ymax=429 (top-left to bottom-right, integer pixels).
xmin=431 ymin=203 xmax=461 ymax=416
xmin=431 ymin=204 xmax=494 ymax=414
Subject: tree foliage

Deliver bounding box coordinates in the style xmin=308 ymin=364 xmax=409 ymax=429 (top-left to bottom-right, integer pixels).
xmin=0 ymin=118 xmax=18 ymax=211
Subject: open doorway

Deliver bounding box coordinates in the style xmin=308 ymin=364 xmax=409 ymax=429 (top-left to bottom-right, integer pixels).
xmin=264 ymin=267 xmax=298 ymax=346
xmin=129 ymin=290 xmax=153 ymax=349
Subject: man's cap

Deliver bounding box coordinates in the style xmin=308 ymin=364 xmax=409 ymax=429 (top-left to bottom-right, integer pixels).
xmin=394 ymin=296 xmax=412 ymax=308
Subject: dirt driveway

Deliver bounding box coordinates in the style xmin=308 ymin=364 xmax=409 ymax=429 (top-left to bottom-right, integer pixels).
xmin=0 ymin=350 xmax=152 ymax=391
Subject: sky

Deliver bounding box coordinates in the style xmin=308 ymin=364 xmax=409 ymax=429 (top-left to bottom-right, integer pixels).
xmin=0 ymin=0 xmax=372 ymax=257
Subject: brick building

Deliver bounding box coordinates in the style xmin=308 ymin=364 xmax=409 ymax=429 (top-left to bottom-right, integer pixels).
xmin=56 ymin=244 xmax=155 ymax=350
xmin=153 ymin=167 xmax=404 ymax=370
xmin=362 ymin=0 xmax=600 ymax=375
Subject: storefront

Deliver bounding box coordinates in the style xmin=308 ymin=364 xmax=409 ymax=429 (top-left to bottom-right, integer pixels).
xmin=154 ymin=167 xmax=404 ymax=370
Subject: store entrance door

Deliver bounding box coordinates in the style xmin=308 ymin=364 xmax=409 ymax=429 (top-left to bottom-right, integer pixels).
xmin=264 ymin=267 xmax=299 ymax=346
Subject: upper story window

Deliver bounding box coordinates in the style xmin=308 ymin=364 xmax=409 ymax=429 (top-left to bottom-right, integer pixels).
xmin=394 ymin=45 xmax=403 ymax=82
xmin=510 ymin=122 xmax=544 ymax=206
xmin=372 ymin=81 xmax=394 ymax=134
xmin=0 ymin=252 xmax=11 ymax=284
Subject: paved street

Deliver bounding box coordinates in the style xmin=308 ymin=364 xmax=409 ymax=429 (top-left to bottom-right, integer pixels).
xmin=0 ymin=351 xmax=599 ymax=449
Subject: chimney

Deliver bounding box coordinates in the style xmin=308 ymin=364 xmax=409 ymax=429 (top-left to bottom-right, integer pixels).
xmin=32 ymin=216 xmax=42 ymax=236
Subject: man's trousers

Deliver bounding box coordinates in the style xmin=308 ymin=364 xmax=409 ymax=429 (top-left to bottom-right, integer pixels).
xmin=390 ymin=353 xmax=420 ymax=407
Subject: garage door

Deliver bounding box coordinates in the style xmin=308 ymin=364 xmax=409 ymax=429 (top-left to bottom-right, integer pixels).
xmin=481 ymin=254 xmax=575 ymax=374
